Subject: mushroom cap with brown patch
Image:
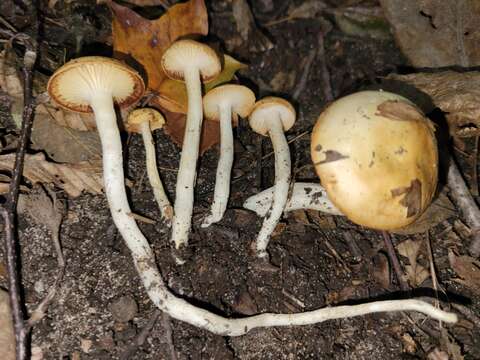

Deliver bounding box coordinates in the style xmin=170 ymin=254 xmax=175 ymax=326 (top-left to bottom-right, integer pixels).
xmin=47 ymin=56 xmax=145 ymax=113
xmin=161 ymin=40 xmax=221 ymax=83
xmin=311 ymin=90 xmax=438 ymax=230
xmin=203 ymin=84 xmax=255 ymax=124
xmin=248 ymin=97 xmax=296 ymax=136
xmin=126 ymin=108 xmax=166 ymax=133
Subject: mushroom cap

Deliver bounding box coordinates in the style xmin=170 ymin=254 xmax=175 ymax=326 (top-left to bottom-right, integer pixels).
xmin=47 ymin=56 xmax=145 ymax=113
xmin=126 ymin=108 xmax=166 ymax=133
xmin=311 ymin=90 xmax=438 ymax=230
xmin=248 ymin=97 xmax=296 ymax=136
xmin=161 ymin=40 xmax=221 ymax=83
xmin=203 ymin=84 xmax=255 ymax=124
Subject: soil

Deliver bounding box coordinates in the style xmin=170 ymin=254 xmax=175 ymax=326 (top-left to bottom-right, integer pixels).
xmin=0 ymin=0 xmax=479 ymax=359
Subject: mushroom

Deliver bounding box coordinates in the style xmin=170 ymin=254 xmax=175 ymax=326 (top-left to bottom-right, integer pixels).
xmin=243 ymin=182 xmax=342 ymax=217
xmin=127 ymin=108 xmax=173 ymax=222
xmin=311 ymin=90 xmax=438 ymax=229
xmin=47 ymin=59 xmax=457 ymax=335
xmin=161 ymin=40 xmax=221 ymax=250
xmin=248 ymin=97 xmax=296 ymax=259
xmin=201 ymin=84 xmax=255 ymax=228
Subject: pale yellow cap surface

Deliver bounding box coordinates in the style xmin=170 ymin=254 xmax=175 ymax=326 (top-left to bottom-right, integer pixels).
xmin=248 ymin=97 xmax=296 ymax=136
xmin=161 ymin=40 xmax=221 ymax=83
xmin=47 ymin=56 xmax=145 ymax=113
xmin=126 ymin=108 xmax=165 ymax=133
xmin=203 ymin=84 xmax=255 ymax=123
xmin=311 ymin=90 xmax=438 ymax=230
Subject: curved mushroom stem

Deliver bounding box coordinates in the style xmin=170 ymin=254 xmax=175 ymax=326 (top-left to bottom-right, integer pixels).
xmin=202 ymin=103 xmax=234 ymax=228
xmin=89 ymin=93 xmax=457 ymax=335
xmin=171 ymin=67 xmax=202 ymax=250
xmin=244 ymin=182 xmax=342 ymax=217
xmin=139 ymin=121 xmax=173 ymax=223
xmin=254 ymin=118 xmax=291 ymax=258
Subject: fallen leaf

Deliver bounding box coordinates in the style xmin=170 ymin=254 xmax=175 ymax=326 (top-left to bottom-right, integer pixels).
xmin=401 ymin=333 xmax=417 ymax=354
xmin=266 ymin=0 xmax=327 ymax=26
xmin=333 ymin=6 xmax=391 ymax=40
xmin=0 ymin=289 xmax=15 ymax=360
xmin=31 ymin=108 xmax=101 ymax=163
xmin=0 ymin=49 xmax=23 ymax=128
xmin=427 ymin=348 xmax=449 ymax=360
xmin=397 ymin=239 xmax=430 ymax=287
xmin=393 ymin=188 xmax=455 ymax=235
xmin=37 ymin=102 xmax=96 ymax=131
xmin=0 ymin=153 xmax=103 ymax=197
xmin=388 ymin=71 xmax=480 ymax=137
xmin=448 ymin=249 xmax=480 ymax=295
xmin=380 ymin=0 xmax=480 ymax=67
xmin=440 ymin=328 xmax=465 ymax=360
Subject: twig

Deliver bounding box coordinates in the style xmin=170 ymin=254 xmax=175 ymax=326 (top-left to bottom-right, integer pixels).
xmin=292 ymin=47 xmax=317 ymax=101
xmin=470 ymin=136 xmax=479 ymax=196
xmin=382 ymin=231 xmax=410 ymax=291
xmin=0 ymin=21 xmax=38 ymax=360
xmin=316 ymin=22 xmax=334 ymax=103
xmin=425 ymin=232 xmax=441 ymax=316
xmin=161 ymin=312 xmax=177 ymax=360
xmin=447 ymin=160 xmax=480 ymax=256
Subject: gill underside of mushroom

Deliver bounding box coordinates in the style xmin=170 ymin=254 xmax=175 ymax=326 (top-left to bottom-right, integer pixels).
xmin=170 ymin=67 xmax=202 ymax=250
xmin=89 ymin=92 xmax=457 ymax=335
xmin=202 ymin=103 xmax=234 ymax=228
xmin=254 ymin=119 xmax=291 ymax=258
xmin=140 ymin=121 xmax=173 ymax=223
xmin=244 ymin=182 xmax=342 ymax=217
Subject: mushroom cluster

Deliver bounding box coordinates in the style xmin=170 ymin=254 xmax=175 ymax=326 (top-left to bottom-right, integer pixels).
xmin=46 ymin=47 xmax=456 ymax=337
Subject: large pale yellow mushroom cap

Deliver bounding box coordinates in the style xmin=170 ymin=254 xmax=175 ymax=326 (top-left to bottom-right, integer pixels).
xmin=311 ymin=90 xmax=438 ymax=230
xmin=203 ymin=84 xmax=255 ymax=124
xmin=249 ymin=97 xmax=296 ymax=136
xmin=126 ymin=108 xmax=166 ymax=133
xmin=161 ymin=40 xmax=221 ymax=83
xmin=47 ymin=56 xmax=145 ymax=113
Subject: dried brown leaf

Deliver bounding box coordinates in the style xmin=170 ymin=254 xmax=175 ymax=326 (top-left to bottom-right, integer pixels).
xmin=334 ymin=6 xmax=391 ymax=40
xmin=449 ymin=249 xmax=480 ymax=295
xmin=389 ymin=71 xmax=480 ymax=137
xmin=0 ymin=153 xmax=103 ymax=197
xmin=32 ymin=107 xmax=101 ymax=163
xmin=397 ymin=239 xmax=430 ymax=287
xmin=393 ymin=188 xmax=455 ymax=235
xmin=372 ymin=252 xmax=391 ymax=289
xmin=0 ymin=290 xmax=15 ymax=360
xmin=380 ymin=0 xmax=480 ymax=67
xmin=0 ymin=50 xmax=23 ymax=128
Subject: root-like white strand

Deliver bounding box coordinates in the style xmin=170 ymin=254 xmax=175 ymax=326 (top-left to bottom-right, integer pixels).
xmin=254 ymin=119 xmax=291 ymax=258
xmin=202 ymin=104 xmax=233 ymax=227
xmin=91 ymin=93 xmax=457 ymax=336
xmin=244 ymin=182 xmax=342 ymax=217
xmin=170 ymin=68 xmax=202 ymax=249
xmin=140 ymin=121 xmax=173 ymax=223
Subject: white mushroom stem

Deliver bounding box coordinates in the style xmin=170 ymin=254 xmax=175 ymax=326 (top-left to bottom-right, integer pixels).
xmin=90 ymin=92 xmax=457 ymax=334
xmin=202 ymin=103 xmax=234 ymax=228
xmin=171 ymin=67 xmax=202 ymax=249
xmin=139 ymin=121 xmax=173 ymax=222
xmin=255 ymin=118 xmax=291 ymax=258
xmin=244 ymin=182 xmax=343 ymax=217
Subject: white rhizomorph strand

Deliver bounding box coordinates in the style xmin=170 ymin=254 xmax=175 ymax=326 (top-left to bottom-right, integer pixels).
xmin=161 ymin=40 xmax=221 ymax=250
xmin=248 ymin=97 xmax=296 ymax=258
xmin=127 ymin=108 xmax=173 ymax=222
xmin=47 ymin=57 xmax=458 ymax=336
xmin=201 ymin=84 xmax=255 ymax=228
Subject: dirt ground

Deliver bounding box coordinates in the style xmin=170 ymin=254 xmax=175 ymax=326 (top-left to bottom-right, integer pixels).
xmin=0 ymin=0 xmax=479 ymax=359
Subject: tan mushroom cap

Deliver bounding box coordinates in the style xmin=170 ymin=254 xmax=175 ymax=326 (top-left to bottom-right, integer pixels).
xmin=203 ymin=84 xmax=255 ymax=124
xmin=248 ymin=97 xmax=296 ymax=136
xmin=311 ymin=90 xmax=438 ymax=230
xmin=161 ymin=40 xmax=221 ymax=83
xmin=47 ymin=56 xmax=145 ymax=113
xmin=126 ymin=108 xmax=166 ymax=133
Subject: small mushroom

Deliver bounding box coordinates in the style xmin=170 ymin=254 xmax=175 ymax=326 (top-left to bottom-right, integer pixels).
xmin=311 ymin=90 xmax=438 ymax=229
xmin=201 ymin=84 xmax=255 ymax=228
xmin=127 ymin=108 xmax=173 ymax=222
xmin=161 ymin=40 xmax=221 ymax=250
xmin=248 ymin=97 xmax=296 ymax=259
